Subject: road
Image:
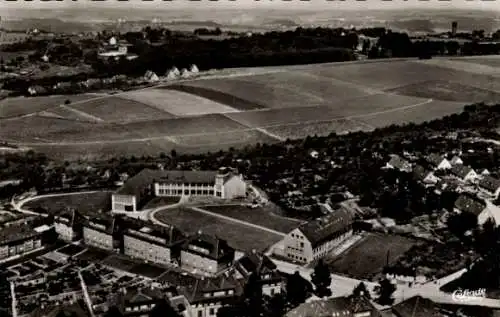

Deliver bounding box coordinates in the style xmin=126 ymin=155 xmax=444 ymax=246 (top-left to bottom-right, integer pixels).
xmin=11 ymin=190 xmax=104 ymax=217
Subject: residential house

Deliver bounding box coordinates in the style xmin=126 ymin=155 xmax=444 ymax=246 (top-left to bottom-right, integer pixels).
xmin=112 ymin=168 xmax=247 ymax=212
xmin=425 ymin=153 xmax=452 ymax=170
xmin=481 ymin=169 xmax=491 ymax=176
xmin=449 ymin=165 xmax=477 ymax=183
xmin=433 ymin=179 xmax=461 ymax=195
xmin=0 ymin=224 xmax=44 ymax=260
xmin=279 ymin=207 xmax=354 ymax=264
xmin=30 ymin=301 xmax=89 ymax=317
xmin=413 ymin=165 xmax=439 ymax=185
xmin=391 ymin=296 xmax=445 ymax=317
xmin=180 ymin=232 xmax=235 ymax=276
xmin=384 ymin=155 xmax=412 ymax=172
xmin=449 ymin=155 xmax=464 ymax=165
xmin=82 ymin=215 xmax=121 ymax=251
xmin=285 ymin=295 xmax=381 ymax=317
xmin=123 ymin=221 xmax=185 ymax=266
xmin=173 ymin=275 xmax=240 ymax=317
xmin=54 ymin=209 xmax=83 ymax=242
xmin=478 ymin=175 xmax=500 ymax=199
xmin=233 ymin=251 xmax=284 ymax=297
xmin=453 ymin=194 xmax=493 ymax=226
xmin=116 ymin=286 xmax=166 ymax=317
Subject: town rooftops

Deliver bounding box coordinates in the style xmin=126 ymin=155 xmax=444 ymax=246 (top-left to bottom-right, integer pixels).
xmin=449 ymin=165 xmax=475 ymax=179
xmin=454 ymin=194 xmax=486 ymax=216
xmin=30 ymin=300 xmax=89 ymax=317
xmin=479 ymin=175 xmax=500 ymax=193
xmin=0 ymin=224 xmax=41 ymax=246
xmin=178 ymin=274 xmax=240 ymax=305
xmin=298 ymin=207 xmax=354 ymax=248
xmin=387 ymin=154 xmax=411 ymax=171
xmin=391 ymin=296 xmax=445 ymax=317
xmin=286 ymin=296 xmax=380 ymax=317
xmin=122 ymin=286 xmax=165 ymax=305
xmin=236 ymin=252 xmax=277 ymax=276
xmin=425 ymin=153 xmax=447 ymax=167
xmin=413 ymin=164 xmax=433 ymax=181
xmin=125 ymin=222 xmax=185 ymax=247
xmin=183 ymin=232 xmax=235 ymax=261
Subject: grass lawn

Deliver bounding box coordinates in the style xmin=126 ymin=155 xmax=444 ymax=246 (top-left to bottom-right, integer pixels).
xmin=202 ymin=204 xmax=302 ymax=233
xmin=154 ymin=207 xmax=283 ymax=252
xmin=325 ymin=233 xmax=421 ymax=280
xmin=23 ymin=191 xmax=112 ymax=215
xmin=142 ymin=196 xmax=180 ymax=209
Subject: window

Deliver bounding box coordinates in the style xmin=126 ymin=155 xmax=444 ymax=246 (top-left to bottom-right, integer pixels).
xmin=270 ymin=288 xmax=275 ymax=296
xmin=198 ymin=311 xmax=203 ymax=317
xmin=209 ymin=308 xmax=214 ymax=315
xmin=184 ymin=190 xmax=189 ymax=195
xmin=300 ymin=242 xmax=304 ymax=248
xmin=216 ymin=192 xmax=222 ymax=197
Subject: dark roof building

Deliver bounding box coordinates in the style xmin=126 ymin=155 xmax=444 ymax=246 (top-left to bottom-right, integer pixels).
xmin=413 ymin=165 xmax=434 ymax=183
xmin=386 ymin=155 xmax=412 ymax=172
xmin=449 ymin=165 xmax=476 ymax=180
xmin=479 ymin=175 xmax=500 ymax=194
xmin=392 ymin=296 xmax=445 ymax=317
xmin=425 ymin=153 xmax=449 ymax=168
xmin=454 ymin=194 xmax=486 ymax=216
xmin=125 ymin=221 xmax=185 ymax=248
xmin=285 ymin=296 xmax=381 ymax=317
xmin=298 ymin=208 xmax=354 ymax=249
xmin=182 ymin=232 xmax=235 ymax=262
xmin=30 ymin=301 xmax=89 ymax=317
xmin=176 ymin=274 xmax=241 ymax=306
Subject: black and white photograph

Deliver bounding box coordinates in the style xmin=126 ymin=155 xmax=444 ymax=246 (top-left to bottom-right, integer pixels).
xmin=0 ymin=0 xmax=500 ymax=316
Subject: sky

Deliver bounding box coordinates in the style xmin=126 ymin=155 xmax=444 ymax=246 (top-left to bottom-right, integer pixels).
xmin=1 ymin=0 xmax=499 ymax=12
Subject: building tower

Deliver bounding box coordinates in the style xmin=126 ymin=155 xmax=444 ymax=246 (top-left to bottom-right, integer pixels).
xmin=451 ymin=21 xmax=458 ymax=37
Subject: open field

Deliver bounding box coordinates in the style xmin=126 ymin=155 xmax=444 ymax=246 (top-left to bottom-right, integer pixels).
xmin=154 ymin=207 xmax=283 ymax=252
xmin=2 ymin=57 xmax=500 ymax=159
xmin=388 ymin=80 xmax=500 ymax=103
xmin=120 ymin=88 xmax=240 ymax=116
xmin=23 ymin=191 xmax=111 ymax=215
xmin=201 ymin=205 xmax=302 ymax=233
xmin=0 ymin=95 xmax=95 ymax=118
xmin=325 ymin=233 xmax=423 ymax=280
xmin=69 ymin=96 xmax=174 ymax=123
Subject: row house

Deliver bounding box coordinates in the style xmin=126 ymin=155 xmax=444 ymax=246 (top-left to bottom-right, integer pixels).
xmin=181 ymin=232 xmax=235 ymax=276
xmin=173 ymin=275 xmax=240 ymax=317
xmin=123 ymin=222 xmax=186 ymax=266
xmin=279 ymin=207 xmax=354 ymax=264
xmin=233 ymin=251 xmax=285 ymax=297
xmin=54 ymin=209 xmax=83 ymax=242
xmin=82 ymin=216 xmax=121 ymax=251
xmin=0 ymin=224 xmax=44 ymax=260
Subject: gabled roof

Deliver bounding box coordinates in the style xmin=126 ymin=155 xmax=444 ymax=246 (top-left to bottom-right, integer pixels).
xmin=286 ymin=296 xmax=379 ymax=317
xmin=450 ymin=156 xmax=463 ymax=164
xmin=413 ymin=165 xmax=433 ymax=181
xmin=298 ymin=207 xmax=354 ymax=248
xmin=179 ymin=274 xmax=240 ymax=304
xmin=391 ymin=296 xmax=445 ymax=317
xmin=123 ymin=286 xmax=164 ymax=305
xmin=125 ymin=221 xmax=185 ymax=247
xmin=387 ymin=155 xmax=411 ymax=170
xmin=450 ymin=165 xmax=475 ymax=179
xmin=115 ymin=168 xmax=158 ymax=197
xmin=183 ymin=232 xmax=235 ymax=261
xmin=454 ymin=194 xmax=486 ymax=216
xmin=426 ymin=153 xmax=448 ymax=167
xmin=237 ymin=252 xmax=276 ymax=275
xmin=83 ymin=214 xmax=118 ymax=235
xmin=479 ymin=175 xmax=500 ymax=193
xmin=30 ymin=301 xmax=89 ymax=317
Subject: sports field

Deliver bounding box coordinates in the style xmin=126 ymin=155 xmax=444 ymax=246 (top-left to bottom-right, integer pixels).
xmin=2 ymin=56 xmax=500 ymax=159
xmin=154 ymin=207 xmax=284 ymax=252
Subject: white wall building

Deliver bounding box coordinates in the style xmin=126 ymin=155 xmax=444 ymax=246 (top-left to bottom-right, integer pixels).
xmin=54 ymin=210 xmax=81 ymax=242
xmin=82 ymin=217 xmax=117 ymax=251
xmin=278 ymin=208 xmax=354 ymax=264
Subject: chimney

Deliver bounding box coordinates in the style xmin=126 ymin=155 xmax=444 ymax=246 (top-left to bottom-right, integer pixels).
xmin=251 ymin=249 xmax=256 ymax=254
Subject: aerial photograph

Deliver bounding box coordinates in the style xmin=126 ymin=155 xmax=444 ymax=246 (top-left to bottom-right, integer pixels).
xmin=0 ymin=0 xmax=500 ymax=316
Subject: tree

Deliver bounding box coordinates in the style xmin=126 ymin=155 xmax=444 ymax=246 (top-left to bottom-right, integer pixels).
xmin=286 ymin=271 xmax=311 ymax=307
xmin=374 ymin=278 xmax=396 ymax=306
xmin=311 ymin=259 xmax=332 ymax=297
xmin=104 ymin=306 xmax=124 ymax=317
xmin=352 ymin=282 xmax=371 ymax=299
xmin=243 ymin=272 xmax=264 ymax=316
xmin=149 ymin=299 xmax=180 ymax=317
xmin=447 ymin=212 xmax=478 ymax=238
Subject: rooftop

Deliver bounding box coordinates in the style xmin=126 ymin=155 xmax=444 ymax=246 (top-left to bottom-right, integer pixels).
xmin=183 ymin=232 xmax=235 ymax=261
xmin=449 ymin=165 xmax=474 ymax=179
xmin=298 ymin=207 xmax=354 ymax=248
xmin=391 ymin=296 xmax=445 ymax=317
xmin=0 ymin=224 xmax=40 ymax=246
xmin=286 ymin=296 xmax=379 ymax=317
xmin=426 ymin=153 xmax=447 ymax=167
xmin=479 ymin=175 xmax=500 ymax=193
xmin=454 ymin=194 xmax=486 ymax=216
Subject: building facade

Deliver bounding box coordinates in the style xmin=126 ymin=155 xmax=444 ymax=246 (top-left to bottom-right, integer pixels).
xmin=180 ymin=233 xmax=235 ymax=276
xmin=82 ymin=218 xmax=117 ymax=251
xmin=123 ymin=223 xmax=185 ymax=266
xmin=279 ymin=208 xmax=354 ymax=264
xmin=0 ymin=225 xmax=43 ymax=260
xmin=54 ymin=210 xmax=82 ymax=242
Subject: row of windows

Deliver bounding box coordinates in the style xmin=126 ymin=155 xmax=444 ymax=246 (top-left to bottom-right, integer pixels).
xmin=158 ymin=183 xmax=214 ymax=188
xmin=158 ymin=189 xmax=214 ymax=195
xmin=291 ymin=233 xmax=304 ymax=240
xmin=287 ymin=253 xmax=306 ymax=262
